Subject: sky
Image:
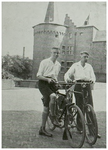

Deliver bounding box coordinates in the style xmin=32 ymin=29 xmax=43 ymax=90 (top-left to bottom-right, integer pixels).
xmin=2 ymin=1 xmax=106 ymax=59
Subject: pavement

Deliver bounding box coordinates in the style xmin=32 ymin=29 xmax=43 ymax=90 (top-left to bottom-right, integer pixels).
xmin=2 ymin=82 xmax=106 ymax=112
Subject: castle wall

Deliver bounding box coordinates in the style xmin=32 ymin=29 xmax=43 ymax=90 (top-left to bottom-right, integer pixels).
xmin=75 ymin=26 xmax=93 ymax=63
xmin=58 ymin=21 xmax=77 ymax=81
xmin=92 ymin=41 xmax=106 ymax=74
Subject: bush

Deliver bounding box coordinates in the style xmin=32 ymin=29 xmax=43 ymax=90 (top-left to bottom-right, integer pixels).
xmin=2 ymin=54 xmax=33 ymax=79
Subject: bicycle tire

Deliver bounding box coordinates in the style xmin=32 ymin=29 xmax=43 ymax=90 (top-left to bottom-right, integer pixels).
xmin=85 ymin=104 xmax=98 ymax=145
xmin=66 ymin=104 xmax=86 ymax=148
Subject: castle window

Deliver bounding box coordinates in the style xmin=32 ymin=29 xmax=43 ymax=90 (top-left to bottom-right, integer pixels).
xmin=66 ymin=67 xmax=70 ymax=71
xmin=62 ymin=46 xmax=65 ymax=54
xmin=67 ymin=51 xmax=72 ymax=55
xmin=61 ymin=60 xmax=65 ymax=66
xmin=67 ymin=46 xmax=73 ymax=55
xmin=68 ymin=46 xmax=73 ymax=50
xmin=62 ymin=46 xmax=65 ymax=50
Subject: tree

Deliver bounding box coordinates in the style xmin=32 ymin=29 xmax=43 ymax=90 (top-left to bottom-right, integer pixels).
xmin=2 ymin=54 xmax=33 ymax=79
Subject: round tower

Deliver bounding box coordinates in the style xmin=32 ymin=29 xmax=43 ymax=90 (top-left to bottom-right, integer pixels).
xmin=32 ymin=2 xmax=67 ymax=79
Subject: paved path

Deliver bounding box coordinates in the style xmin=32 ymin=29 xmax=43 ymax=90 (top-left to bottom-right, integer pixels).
xmin=2 ymin=83 xmax=106 ymax=112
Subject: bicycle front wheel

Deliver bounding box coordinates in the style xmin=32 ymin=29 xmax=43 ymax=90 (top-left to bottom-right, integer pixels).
xmin=85 ymin=104 xmax=98 ymax=145
xmin=66 ymin=105 xmax=86 ymax=148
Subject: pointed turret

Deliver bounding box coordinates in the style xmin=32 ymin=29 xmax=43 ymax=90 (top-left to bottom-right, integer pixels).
xmin=44 ymin=2 xmax=54 ymax=23
xmin=84 ymin=15 xmax=90 ymax=25
xmin=44 ymin=2 xmax=60 ymax=24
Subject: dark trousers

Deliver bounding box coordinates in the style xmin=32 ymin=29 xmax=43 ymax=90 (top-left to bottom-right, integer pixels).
xmin=74 ymin=84 xmax=93 ymax=109
xmin=74 ymin=84 xmax=93 ymax=130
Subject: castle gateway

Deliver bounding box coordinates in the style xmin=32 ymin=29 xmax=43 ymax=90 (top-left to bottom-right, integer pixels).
xmin=32 ymin=2 xmax=106 ymax=82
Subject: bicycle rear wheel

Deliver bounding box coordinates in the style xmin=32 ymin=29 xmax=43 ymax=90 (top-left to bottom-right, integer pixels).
xmin=66 ymin=105 xmax=86 ymax=148
xmin=85 ymin=104 xmax=98 ymax=145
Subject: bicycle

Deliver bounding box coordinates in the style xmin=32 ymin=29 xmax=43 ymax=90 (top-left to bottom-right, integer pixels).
xmin=46 ymin=82 xmax=86 ymax=148
xmin=67 ymin=81 xmax=98 ymax=145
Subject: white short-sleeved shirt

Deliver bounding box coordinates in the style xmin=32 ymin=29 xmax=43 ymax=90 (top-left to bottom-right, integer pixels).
xmin=64 ymin=61 xmax=96 ymax=83
xmin=37 ymin=57 xmax=61 ymax=80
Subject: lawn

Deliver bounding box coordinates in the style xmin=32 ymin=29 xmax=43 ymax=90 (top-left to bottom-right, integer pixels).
xmin=2 ymin=111 xmax=106 ymax=148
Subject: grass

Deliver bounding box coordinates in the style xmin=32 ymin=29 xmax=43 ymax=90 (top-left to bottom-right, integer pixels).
xmin=2 ymin=111 xmax=106 ymax=148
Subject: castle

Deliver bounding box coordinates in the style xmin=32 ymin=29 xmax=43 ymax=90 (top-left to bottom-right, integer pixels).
xmin=32 ymin=2 xmax=106 ymax=82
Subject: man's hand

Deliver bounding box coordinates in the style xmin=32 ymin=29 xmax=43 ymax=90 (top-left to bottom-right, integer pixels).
xmin=89 ymin=80 xmax=93 ymax=84
xmin=47 ymin=78 xmax=55 ymax=84
xmin=66 ymin=78 xmax=72 ymax=83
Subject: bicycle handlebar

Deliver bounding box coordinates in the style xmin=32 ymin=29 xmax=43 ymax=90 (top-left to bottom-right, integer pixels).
xmin=63 ymin=81 xmax=93 ymax=85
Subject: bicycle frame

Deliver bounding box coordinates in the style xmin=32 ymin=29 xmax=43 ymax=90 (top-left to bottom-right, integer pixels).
xmin=56 ymin=91 xmax=75 ymax=128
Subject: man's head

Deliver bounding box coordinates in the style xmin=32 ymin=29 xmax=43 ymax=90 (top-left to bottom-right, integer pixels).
xmin=80 ymin=51 xmax=89 ymax=63
xmin=51 ymin=47 xmax=60 ymax=59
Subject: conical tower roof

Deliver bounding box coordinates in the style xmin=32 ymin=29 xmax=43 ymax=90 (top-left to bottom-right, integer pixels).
xmin=44 ymin=2 xmax=61 ymax=25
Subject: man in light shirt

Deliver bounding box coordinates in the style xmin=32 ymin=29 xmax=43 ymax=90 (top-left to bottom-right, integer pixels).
xmin=64 ymin=51 xmax=101 ymax=138
xmin=64 ymin=51 xmax=95 ymax=105
xmin=37 ymin=47 xmax=61 ymax=137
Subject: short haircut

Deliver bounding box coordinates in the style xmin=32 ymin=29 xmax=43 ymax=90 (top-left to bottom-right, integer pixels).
xmin=80 ymin=51 xmax=89 ymax=56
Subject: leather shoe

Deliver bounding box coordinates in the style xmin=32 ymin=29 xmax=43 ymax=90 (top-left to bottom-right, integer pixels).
xmin=97 ymin=133 xmax=101 ymax=138
xmin=39 ymin=127 xmax=53 ymax=137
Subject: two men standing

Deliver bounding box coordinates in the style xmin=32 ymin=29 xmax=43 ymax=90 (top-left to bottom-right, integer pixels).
xmin=37 ymin=48 xmax=100 ymax=138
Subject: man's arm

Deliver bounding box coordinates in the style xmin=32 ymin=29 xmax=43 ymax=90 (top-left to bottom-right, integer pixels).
xmin=64 ymin=64 xmax=75 ymax=83
xmin=37 ymin=75 xmax=53 ymax=84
